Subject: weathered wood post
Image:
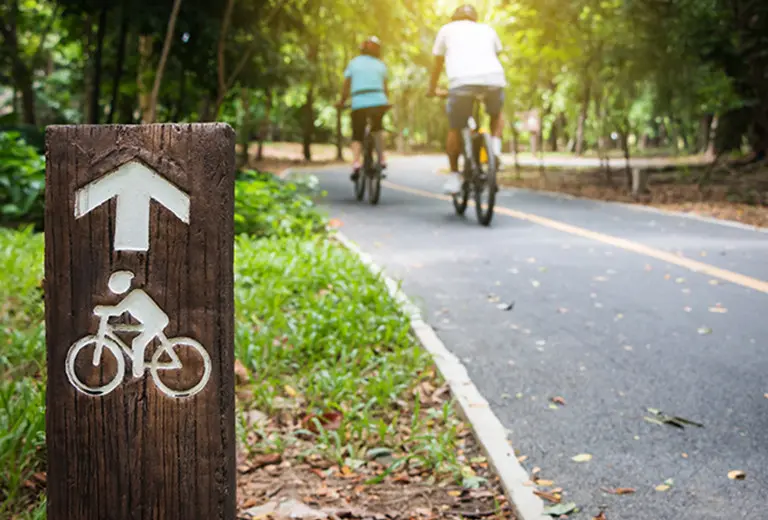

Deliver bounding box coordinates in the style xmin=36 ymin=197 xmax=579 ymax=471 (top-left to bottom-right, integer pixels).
xmin=44 ymin=124 xmax=236 ymax=520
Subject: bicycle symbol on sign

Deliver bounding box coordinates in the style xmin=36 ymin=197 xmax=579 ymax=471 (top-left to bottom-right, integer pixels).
xmin=65 ymin=270 xmax=212 ymax=398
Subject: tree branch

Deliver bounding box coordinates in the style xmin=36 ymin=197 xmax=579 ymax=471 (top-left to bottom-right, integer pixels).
xmin=217 ymin=0 xmax=236 ymax=103
xmin=148 ymin=0 xmax=183 ymax=123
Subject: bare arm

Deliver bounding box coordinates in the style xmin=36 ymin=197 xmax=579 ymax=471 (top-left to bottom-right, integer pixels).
xmin=337 ymin=77 xmax=351 ymax=107
xmin=428 ymin=56 xmax=444 ymax=96
xmin=384 ymin=78 xmax=389 ymax=98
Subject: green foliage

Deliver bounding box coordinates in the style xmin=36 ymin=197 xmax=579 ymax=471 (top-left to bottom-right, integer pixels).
xmin=234 ymin=169 xmax=327 ymax=238
xmin=0 ymin=133 xmax=46 ymax=228
xmin=234 ymin=235 xmax=463 ymax=475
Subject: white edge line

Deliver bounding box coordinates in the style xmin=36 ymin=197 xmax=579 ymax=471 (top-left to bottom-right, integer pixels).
xmin=332 ymin=230 xmax=550 ymax=520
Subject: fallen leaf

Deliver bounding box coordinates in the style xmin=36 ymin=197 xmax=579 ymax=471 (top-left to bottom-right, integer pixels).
xmin=522 ymin=480 xmax=536 ymax=487
xmin=497 ymin=302 xmax=515 ymax=311
xmin=708 ymin=305 xmax=728 ymax=314
xmin=682 ymin=453 xmax=688 ymax=458
xmin=764 ymin=393 xmax=768 ymax=399
xmin=593 ymin=512 xmax=607 ymax=520
xmin=557 ymin=307 xmax=569 ymax=314
xmin=517 ymin=455 xmax=528 ymax=463
xmin=645 ymin=408 xmax=703 ymax=428
xmin=488 ymin=295 xmax=501 ymax=303
xmin=234 ymin=360 xmax=250 ymax=385
xmin=664 ymin=274 xmax=671 ymax=280
xmin=728 ymin=470 xmax=746 ymax=480
xmin=551 ymin=396 xmax=566 ymax=406
xmin=655 ymin=484 xmax=670 ymax=492
xmin=533 ymin=490 xmax=561 ymax=503
xmin=527 ymin=257 xmax=537 ymax=263
xmin=593 ymin=276 xmax=608 ymax=282
xmin=709 ymin=279 xmax=720 ymax=285
xmin=601 ymin=487 xmax=636 ymax=495
xmin=448 ymin=490 xmax=462 ymax=497
xmin=572 ymin=453 xmax=592 ymax=463
xmin=284 ymin=385 xmax=298 ymax=397
xmin=536 ymin=479 xmax=554 ymax=487
xmin=531 ymin=280 xmax=541 ymax=288
xmin=543 ymin=502 xmax=577 ymax=517
xmin=683 ymin=306 xmax=692 ymax=312
xmin=675 ymin=277 xmax=686 ymax=284
xmin=328 ymin=218 xmax=344 ymax=228
xmin=241 ymin=497 xmax=259 ymax=509
xmin=697 ymin=327 xmax=712 ymax=335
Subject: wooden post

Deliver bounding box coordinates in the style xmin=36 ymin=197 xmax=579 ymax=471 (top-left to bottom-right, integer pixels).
xmin=44 ymin=124 xmax=236 ymax=520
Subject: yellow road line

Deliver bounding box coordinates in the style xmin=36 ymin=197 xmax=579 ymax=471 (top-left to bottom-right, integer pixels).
xmin=382 ymin=181 xmax=768 ymax=295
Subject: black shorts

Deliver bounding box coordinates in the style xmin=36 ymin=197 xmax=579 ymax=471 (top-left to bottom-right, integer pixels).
xmin=351 ymin=106 xmax=388 ymax=142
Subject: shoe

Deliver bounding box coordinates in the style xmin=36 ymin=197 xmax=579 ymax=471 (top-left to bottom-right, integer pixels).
xmin=350 ymin=168 xmax=360 ymax=181
xmin=443 ymin=172 xmax=462 ymax=194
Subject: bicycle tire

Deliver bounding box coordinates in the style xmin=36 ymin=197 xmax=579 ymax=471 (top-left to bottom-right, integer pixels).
xmin=65 ymin=335 xmax=125 ymax=396
xmin=473 ymin=133 xmax=497 ymax=226
xmin=150 ymin=337 xmax=212 ymax=398
xmin=368 ymin=165 xmax=382 ymax=205
xmin=357 ymin=131 xmax=374 ymax=201
xmin=452 ymin=156 xmax=470 ymax=215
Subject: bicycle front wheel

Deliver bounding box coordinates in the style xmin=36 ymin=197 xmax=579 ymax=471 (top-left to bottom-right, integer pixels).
xmin=65 ymin=335 xmax=125 ymax=396
xmin=473 ymin=133 xmax=497 ymax=226
xmin=150 ymin=337 xmax=212 ymax=398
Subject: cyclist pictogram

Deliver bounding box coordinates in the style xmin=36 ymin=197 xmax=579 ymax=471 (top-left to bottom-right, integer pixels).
xmin=65 ymin=270 xmax=211 ymax=398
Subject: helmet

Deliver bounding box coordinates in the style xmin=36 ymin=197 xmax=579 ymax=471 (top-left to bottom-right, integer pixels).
xmin=451 ymin=4 xmax=478 ymax=22
xmin=361 ymin=36 xmax=382 ymax=56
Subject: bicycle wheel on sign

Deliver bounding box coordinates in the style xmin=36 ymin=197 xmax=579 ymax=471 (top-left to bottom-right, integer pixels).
xmin=452 ymin=157 xmax=470 ymax=216
xmin=65 ymin=335 xmax=125 ymax=396
xmin=473 ymin=133 xmax=497 ymax=226
xmin=150 ymin=337 xmax=212 ymax=398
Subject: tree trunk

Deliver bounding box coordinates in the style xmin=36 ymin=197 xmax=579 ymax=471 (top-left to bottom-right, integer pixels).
xmin=89 ymin=3 xmax=109 ymax=124
xmin=336 ymin=107 xmax=343 ymax=160
xmin=138 ymin=34 xmax=153 ymax=122
xmin=302 ymin=85 xmax=315 ymax=161
xmin=575 ymin=82 xmax=591 ymax=155
xmin=511 ymin=121 xmax=521 ymax=179
xmin=0 ymin=0 xmax=36 ymax=125
xmin=697 ymin=114 xmax=713 ymax=153
xmin=239 ymin=88 xmax=251 ymax=168
xmin=257 ymin=89 xmax=272 ymax=161
xmin=107 ymin=1 xmax=129 ymax=124
xmin=147 ymin=0 xmax=183 ymax=123
xmin=620 ymin=121 xmax=632 ymax=191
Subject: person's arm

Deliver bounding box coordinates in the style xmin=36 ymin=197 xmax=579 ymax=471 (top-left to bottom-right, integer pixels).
xmin=428 ymin=57 xmax=444 ymax=97
xmin=428 ymin=27 xmax=447 ymax=97
xmin=337 ymin=77 xmax=351 ymax=108
xmin=493 ymin=27 xmax=503 ymax=56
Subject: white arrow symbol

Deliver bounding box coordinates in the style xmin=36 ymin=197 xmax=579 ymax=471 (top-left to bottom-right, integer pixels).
xmin=75 ymin=160 xmax=190 ymax=252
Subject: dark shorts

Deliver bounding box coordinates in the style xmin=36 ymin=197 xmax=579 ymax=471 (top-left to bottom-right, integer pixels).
xmin=446 ymin=85 xmax=505 ymax=130
xmin=351 ymin=105 xmax=388 ymax=142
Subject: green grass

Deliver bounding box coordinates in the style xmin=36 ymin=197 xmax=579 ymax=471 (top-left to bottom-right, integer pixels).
xmin=0 ymin=174 xmax=468 ymax=516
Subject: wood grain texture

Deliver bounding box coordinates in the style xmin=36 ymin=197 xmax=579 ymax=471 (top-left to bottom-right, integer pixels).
xmin=44 ymin=124 xmax=236 ymax=520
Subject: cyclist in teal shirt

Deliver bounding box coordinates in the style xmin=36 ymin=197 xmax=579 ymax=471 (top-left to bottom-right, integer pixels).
xmin=336 ymin=36 xmax=390 ymax=181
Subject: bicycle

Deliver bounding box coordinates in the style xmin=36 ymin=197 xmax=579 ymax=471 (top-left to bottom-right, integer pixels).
xmin=65 ymin=311 xmax=212 ymax=398
xmin=435 ymin=91 xmax=498 ymax=226
xmin=343 ymin=105 xmax=390 ymax=205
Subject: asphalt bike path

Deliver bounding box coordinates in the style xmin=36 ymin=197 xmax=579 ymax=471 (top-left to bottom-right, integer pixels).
xmin=307 ymin=156 xmax=767 ymax=520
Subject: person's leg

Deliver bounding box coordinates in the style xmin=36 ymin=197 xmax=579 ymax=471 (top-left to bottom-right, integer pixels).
xmin=350 ymin=109 xmax=366 ymax=180
xmin=444 ymin=89 xmax=472 ymax=194
xmin=484 ymin=88 xmax=506 ymax=158
xmin=130 ymin=330 xmax=155 ymax=377
xmin=370 ymin=106 xmax=387 ymax=169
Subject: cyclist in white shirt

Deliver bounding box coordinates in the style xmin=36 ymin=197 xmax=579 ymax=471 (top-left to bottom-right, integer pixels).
xmin=427 ymin=4 xmax=506 ymax=194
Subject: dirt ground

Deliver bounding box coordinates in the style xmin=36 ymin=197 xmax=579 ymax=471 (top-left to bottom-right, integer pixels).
xmin=499 ymin=166 xmax=768 ymax=229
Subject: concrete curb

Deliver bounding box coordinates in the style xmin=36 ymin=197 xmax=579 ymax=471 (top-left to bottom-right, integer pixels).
xmin=332 ymin=231 xmax=549 ymax=520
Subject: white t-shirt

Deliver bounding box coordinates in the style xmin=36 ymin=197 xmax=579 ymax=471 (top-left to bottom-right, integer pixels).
xmin=432 ymin=20 xmax=506 ymax=89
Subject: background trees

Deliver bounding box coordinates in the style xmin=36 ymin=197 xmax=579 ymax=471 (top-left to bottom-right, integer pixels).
xmin=0 ymin=0 xmax=765 ymax=160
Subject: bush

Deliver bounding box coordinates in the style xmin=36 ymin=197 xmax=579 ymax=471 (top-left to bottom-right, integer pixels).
xmin=234 ymin=169 xmax=327 ymax=238
xmin=0 ymin=133 xmax=46 ymax=229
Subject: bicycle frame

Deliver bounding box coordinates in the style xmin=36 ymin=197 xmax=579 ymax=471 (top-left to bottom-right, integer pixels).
xmin=94 ymin=316 xmax=180 ymax=378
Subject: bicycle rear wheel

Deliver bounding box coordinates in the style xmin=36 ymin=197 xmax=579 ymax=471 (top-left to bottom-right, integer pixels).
xmin=452 ymin=156 xmax=470 ymax=215
xmin=368 ymin=165 xmax=382 ymax=205
xmin=355 ymin=132 xmax=373 ymax=201
xmin=473 ymin=133 xmax=497 ymax=226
